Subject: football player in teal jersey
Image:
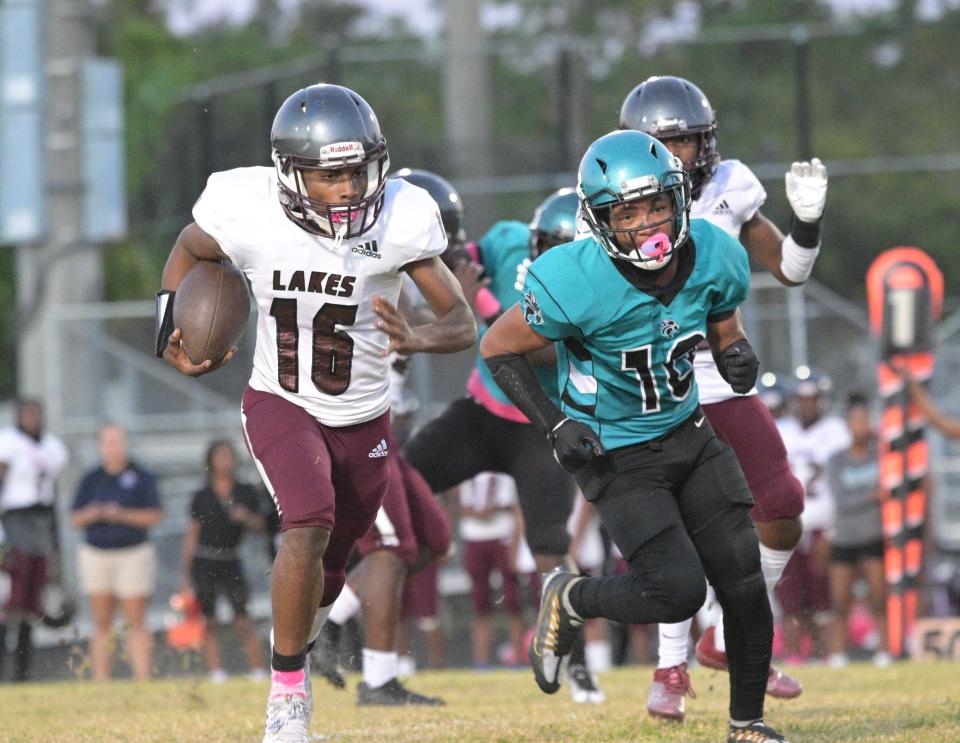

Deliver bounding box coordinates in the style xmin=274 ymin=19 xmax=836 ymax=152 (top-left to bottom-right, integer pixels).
xmin=404 ymin=188 xmax=605 ymax=702
xmin=481 ymin=130 xmax=790 ymax=743
xmin=622 ymin=75 xmax=813 ymax=719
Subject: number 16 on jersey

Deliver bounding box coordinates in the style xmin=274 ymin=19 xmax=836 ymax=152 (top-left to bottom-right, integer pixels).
xmin=270 ymin=298 xmax=358 ymax=395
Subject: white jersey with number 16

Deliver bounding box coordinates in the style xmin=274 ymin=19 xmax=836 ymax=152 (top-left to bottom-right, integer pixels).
xmin=193 ymin=168 xmax=447 ymax=427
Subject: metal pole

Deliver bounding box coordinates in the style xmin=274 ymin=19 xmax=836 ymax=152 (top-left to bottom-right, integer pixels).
xmin=787 ymin=285 xmax=809 ymax=370
xmin=198 ymin=97 xmax=214 ymax=181
xmin=19 ymin=0 xmax=103 ymax=409
xmin=325 ymin=45 xmax=341 ymax=85
xmin=442 ymin=0 xmax=494 ymax=236
xmin=792 ymin=26 xmax=813 ymax=160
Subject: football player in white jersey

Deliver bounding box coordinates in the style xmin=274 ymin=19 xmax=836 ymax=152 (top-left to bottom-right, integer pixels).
xmin=309 ymin=170 xmax=463 ymax=707
xmin=775 ymin=373 xmax=850 ymax=664
xmin=619 ymin=75 xmax=828 ymax=722
xmin=0 ymin=399 xmax=69 ymax=682
xmin=157 ymin=84 xmax=475 ymax=743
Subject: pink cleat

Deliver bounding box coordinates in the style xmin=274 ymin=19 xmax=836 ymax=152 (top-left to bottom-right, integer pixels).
xmin=696 ymin=624 xmax=802 ymax=699
xmin=695 ymin=625 xmax=728 ymax=671
xmin=766 ymin=666 xmax=802 ymax=699
xmin=646 ymin=663 xmax=696 ymax=722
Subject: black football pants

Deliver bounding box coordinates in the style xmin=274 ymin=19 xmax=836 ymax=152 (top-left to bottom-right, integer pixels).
xmin=404 ymin=397 xmax=574 ymax=557
xmin=568 ymin=408 xmax=772 ymax=722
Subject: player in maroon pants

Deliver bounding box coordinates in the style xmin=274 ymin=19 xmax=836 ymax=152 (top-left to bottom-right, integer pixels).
xmin=312 ymin=448 xmax=451 ymax=705
xmin=158 ymin=85 xmax=475 ymax=742
xmin=308 ymin=169 xmax=467 ymax=705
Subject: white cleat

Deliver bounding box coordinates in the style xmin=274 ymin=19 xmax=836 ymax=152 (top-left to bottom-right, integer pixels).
xmin=568 ymin=664 xmax=605 ymax=704
xmin=303 ymin=655 xmax=314 ymax=715
xmin=262 ymin=693 xmax=311 ymax=743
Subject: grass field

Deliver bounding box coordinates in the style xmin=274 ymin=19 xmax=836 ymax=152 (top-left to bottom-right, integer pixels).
xmin=0 ymin=662 xmax=958 ymax=742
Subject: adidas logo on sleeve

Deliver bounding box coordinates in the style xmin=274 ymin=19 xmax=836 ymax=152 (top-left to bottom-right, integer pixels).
xmin=712 ymin=199 xmax=732 ymax=214
xmin=368 ymin=438 xmax=389 ymax=458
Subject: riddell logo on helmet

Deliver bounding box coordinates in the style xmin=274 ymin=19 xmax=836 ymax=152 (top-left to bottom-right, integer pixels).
xmin=320 ymin=141 xmax=364 ymax=161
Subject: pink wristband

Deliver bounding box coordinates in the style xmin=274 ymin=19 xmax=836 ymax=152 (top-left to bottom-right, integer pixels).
xmin=475 ymin=287 xmax=501 ymax=320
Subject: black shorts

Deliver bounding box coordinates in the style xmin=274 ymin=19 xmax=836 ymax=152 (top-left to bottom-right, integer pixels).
xmin=831 ymin=540 xmax=885 ymax=565
xmin=190 ymin=557 xmax=249 ymax=619
xmin=573 ymin=407 xmax=755 ymax=562
xmin=404 ymin=397 xmax=575 ymax=557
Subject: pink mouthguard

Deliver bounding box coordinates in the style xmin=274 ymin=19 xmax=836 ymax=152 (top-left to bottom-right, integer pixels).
xmin=330 ymin=209 xmax=362 ymax=225
xmin=638 ymin=232 xmax=671 ymax=263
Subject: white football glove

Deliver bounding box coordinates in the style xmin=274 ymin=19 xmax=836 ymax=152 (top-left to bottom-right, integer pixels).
xmin=514 ymin=258 xmax=531 ymax=292
xmin=785 ymin=157 xmax=828 ymax=223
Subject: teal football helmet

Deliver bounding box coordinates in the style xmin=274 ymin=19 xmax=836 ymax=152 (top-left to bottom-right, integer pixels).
xmin=529 ymin=187 xmax=580 ymax=257
xmin=577 ymin=130 xmax=691 ymax=270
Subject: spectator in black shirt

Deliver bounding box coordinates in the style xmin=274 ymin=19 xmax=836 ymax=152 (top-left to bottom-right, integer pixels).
xmin=178 ymin=439 xmax=267 ymax=681
xmin=71 ymin=423 xmax=162 ymax=681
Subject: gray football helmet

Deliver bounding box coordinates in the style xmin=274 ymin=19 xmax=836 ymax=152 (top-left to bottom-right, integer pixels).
xmin=391 ymin=168 xmax=465 ymax=244
xmin=619 ymin=76 xmax=719 ymax=198
xmin=271 ymin=84 xmax=390 ymax=238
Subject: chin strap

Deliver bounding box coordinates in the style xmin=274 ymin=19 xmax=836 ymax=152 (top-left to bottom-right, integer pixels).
xmin=333 ymin=222 xmax=348 ymax=251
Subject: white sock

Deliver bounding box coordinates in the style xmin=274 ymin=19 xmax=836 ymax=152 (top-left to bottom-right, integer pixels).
xmin=328 ymin=584 xmax=361 ymax=626
xmin=759 ymin=543 xmax=793 ymax=613
xmin=713 ymin=545 xmax=793 ymax=655
xmin=362 ymin=648 xmax=398 ymax=689
xmin=696 ymin=584 xmax=720 ymax=631
xmin=657 ymin=619 xmax=693 ymax=669
xmin=585 ymin=640 xmax=611 ymax=673
xmin=561 ymin=578 xmax=584 ymax=622
xmin=307 ymin=603 xmax=334 ymax=646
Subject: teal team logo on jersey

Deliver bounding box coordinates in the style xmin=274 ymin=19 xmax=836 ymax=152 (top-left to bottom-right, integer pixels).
xmin=660 ymin=319 xmax=680 ymax=338
xmin=523 ymin=290 xmax=543 ymax=325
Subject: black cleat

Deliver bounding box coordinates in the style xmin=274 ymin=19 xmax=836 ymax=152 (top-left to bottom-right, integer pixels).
xmin=727 ymin=721 xmax=790 ymax=742
xmin=529 ymin=568 xmax=584 ymax=695
xmin=309 ymin=622 xmax=346 ymax=690
xmin=357 ymin=678 xmax=445 ymax=706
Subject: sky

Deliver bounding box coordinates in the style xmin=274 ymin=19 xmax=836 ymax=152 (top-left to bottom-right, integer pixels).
xmin=165 ymin=0 xmax=959 ymax=36
xmin=168 ymin=0 xmax=443 ymax=36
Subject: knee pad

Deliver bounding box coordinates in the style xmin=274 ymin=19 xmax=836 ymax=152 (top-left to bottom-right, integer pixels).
xmin=704 ymin=508 xmax=762 ymax=588
xmin=654 ymin=562 xmax=708 ymax=622
xmin=525 ymin=523 xmax=570 ymax=559
xmin=617 ymin=556 xmax=706 ymax=625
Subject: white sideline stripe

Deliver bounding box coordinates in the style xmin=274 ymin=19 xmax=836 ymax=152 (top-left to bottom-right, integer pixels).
xmin=568 ymin=361 xmax=598 ymax=395
xmin=240 ymin=405 xmax=280 ymax=516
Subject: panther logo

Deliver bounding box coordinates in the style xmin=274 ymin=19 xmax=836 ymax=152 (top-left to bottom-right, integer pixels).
xmin=523 ymin=290 xmax=543 ymax=325
xmin=661 ymin=319 xmax=680 ymax=338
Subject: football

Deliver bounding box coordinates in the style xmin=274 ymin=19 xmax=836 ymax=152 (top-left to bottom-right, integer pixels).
xmin=173 ymin=260 xmax=250 ymax=364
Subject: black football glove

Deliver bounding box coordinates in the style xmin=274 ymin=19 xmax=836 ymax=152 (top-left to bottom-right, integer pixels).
xmin=717 ymin=340 xmax=759 ymax=394
xmin=549 ymin=418 xmax=605 ymax=473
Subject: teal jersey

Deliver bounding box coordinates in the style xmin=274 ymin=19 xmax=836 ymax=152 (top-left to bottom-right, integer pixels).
xmin=473 ymin=221 xmax=559 ymax=408
xmin=521 ymin=218 xmax=750 ymax=449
